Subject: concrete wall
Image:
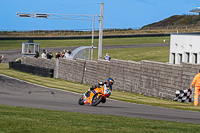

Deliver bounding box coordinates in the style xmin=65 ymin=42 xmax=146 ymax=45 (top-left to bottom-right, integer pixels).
xmin=21 ymin=56 xmax=200 ymax=100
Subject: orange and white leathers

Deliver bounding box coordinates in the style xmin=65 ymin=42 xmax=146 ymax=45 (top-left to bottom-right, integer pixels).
xmin=83 ymin=84 xmax=111 ymax=106
xmin=191 ymin=73 xmax=200 ymax=106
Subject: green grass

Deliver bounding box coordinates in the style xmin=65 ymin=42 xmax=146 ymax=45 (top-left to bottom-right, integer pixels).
xmin=0 ymin=36 xmax=170 ymax=50
xmin=1 ymin=104 xmax=200 ymax=133
xmin=51 ymin=46 xmax=170 ymax=63
xmin=100 ymin=46 xmax=170 ymax=62
xmin=0 ymin=36 xmax=170 ymax=63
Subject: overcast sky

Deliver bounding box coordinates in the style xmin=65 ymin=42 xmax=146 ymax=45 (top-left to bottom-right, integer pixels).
xmin=0 ymin=0 xmax=199 ymax=31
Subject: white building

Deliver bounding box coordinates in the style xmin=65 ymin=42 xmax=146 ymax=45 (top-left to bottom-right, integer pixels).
xmin=169 ymin=33 xmax=200 ymax=64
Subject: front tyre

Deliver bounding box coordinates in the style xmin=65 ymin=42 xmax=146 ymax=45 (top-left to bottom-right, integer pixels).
xmin=92 ymin=94 xmax=103 ymax=106
xmin=78 ymin=96 xmax=85 ymax=105
xmin=101 ymin=98 xmax=106 ymax=103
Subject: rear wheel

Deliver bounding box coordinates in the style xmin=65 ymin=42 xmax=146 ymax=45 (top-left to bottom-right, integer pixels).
xmin=78 ymin=96 xmax=85 ymax=105
xmin=92 ymin=94 xmax=103 ymax=106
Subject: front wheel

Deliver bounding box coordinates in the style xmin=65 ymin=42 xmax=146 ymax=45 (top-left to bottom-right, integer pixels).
xmin=78 ymin=96 xmax=85 ymax=105
xmin=92 ymin=94 xmax=103 ymax=106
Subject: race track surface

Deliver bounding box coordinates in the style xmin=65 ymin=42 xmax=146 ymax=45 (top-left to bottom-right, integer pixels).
xmin=1 ymin=74 xmax=200 ymax=124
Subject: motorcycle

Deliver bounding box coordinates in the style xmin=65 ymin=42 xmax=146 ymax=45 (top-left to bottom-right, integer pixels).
xmin=78 ymin=84 xmax=111 ymax=106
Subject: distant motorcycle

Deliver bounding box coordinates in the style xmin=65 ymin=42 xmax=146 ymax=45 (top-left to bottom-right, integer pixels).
xmin=78 ymin=84 xmax=111 ymax=106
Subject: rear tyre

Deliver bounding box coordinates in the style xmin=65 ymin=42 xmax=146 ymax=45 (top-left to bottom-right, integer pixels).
xmin=92 ymin=94 xmax=103 ymax=106
xmin=78 ymin=96 xmax=85 ymax=105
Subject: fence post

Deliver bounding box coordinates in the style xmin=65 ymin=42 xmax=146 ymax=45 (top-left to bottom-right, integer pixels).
xmin=55 ymin=59 xmax=59 ymax=78
xmin=81 ymin=61 xmax=86 ymax=84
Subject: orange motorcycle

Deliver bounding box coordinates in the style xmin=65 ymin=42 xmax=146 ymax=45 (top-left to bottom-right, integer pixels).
xmin=78 ymin=84 xmax=111 ymax=106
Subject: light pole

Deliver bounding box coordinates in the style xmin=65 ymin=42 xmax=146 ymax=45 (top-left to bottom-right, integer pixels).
xmin=98 ymin=3 xmax=104 ymax=60
xmin=91 ymin=16 xmax=95 ymax=60
xmin=16 ymin=3 xmax=104 ymax=60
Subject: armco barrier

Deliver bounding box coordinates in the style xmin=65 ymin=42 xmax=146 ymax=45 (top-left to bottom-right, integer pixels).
xmin=9 ymin=61 xmax=54 ymax=78
xmin=0 ymin=33 xmax=170 ymax=40
xmin=21 ymin=56 xmax=200 ymax=100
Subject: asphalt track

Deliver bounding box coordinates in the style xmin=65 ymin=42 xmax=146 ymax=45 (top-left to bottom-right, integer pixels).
xmin=1 ymin=74 xmax=200 ymax=124
xmin=0 ymin=43 xmax=169 ymax=63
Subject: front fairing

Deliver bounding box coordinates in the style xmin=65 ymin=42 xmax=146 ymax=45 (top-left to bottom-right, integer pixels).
xmin=83 ymin=85 xmax=111 ymax=105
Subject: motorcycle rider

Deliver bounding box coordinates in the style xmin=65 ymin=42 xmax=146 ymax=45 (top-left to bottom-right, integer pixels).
xmin=84 ymin=78 xmax=114 ymax=103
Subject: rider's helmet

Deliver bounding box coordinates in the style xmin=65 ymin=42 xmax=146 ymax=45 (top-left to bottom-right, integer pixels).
xmin=107 ymin=78 xmax=114 ymax=89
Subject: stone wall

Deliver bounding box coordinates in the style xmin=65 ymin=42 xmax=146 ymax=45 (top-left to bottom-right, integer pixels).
xmin=21 ymin=56 xmax=200 ymax=100
xmin=140 ymin=60 xmax=183 ymax=99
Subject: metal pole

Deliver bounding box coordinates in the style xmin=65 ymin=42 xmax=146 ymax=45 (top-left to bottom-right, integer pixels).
xmin=98 ymin=3 xmax=104 ymax=60
xmin=91 ymin=16 xmax=94 ymax=60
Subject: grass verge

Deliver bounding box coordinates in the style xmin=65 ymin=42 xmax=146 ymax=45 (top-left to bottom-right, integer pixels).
xmin=99 ymin=46 xmax=170 ymax=62
xmin=0 ymin=36 xmax=169 ymax=50
xmin=1 ymin=104 xmax=200 ymax=133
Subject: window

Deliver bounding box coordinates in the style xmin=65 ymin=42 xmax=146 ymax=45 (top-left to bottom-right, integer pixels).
xmin=171 ymin=53 xmax=175 ymax=64
xmin=25 ymin=44 xmax=29 ymax=53
xmin=35 ymin=44 xmax=39 ymax=53
xmin=193 ymin=53 xmax=197 ymax=64
xmin=29 ymin=44 xmax=34 ymax=53
xmin=185 ymin=52 xmax=190 ymax=63
xmin=178 ymin=54 xmax=182 ymax=64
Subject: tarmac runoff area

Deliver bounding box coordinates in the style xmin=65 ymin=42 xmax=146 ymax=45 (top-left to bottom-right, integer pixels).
xmin=1 ymin=73 xmax=200 ymax=124
xmin=0 ymin=43 xmax=169 ymax=63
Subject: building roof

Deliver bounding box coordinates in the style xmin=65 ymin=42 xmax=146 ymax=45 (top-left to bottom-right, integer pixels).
xmin=190 ymin=7 xmax=200 ymax=13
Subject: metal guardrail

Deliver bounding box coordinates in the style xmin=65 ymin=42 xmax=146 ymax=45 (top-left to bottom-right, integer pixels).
xmin=0 ymin=33 xmax=170 ymax=40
